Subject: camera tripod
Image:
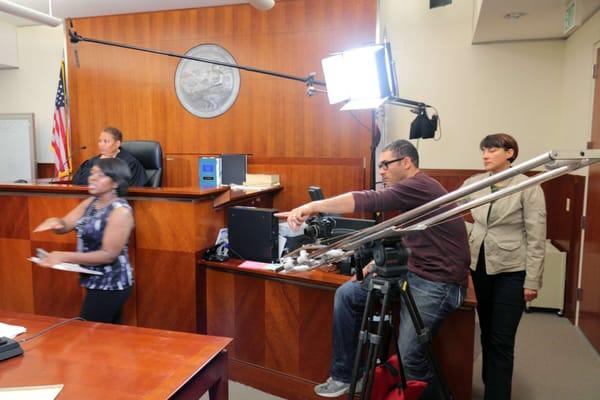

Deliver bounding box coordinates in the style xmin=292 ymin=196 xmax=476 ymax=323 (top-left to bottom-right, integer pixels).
xmin=347 ymin=243 xmax=452 ymax=400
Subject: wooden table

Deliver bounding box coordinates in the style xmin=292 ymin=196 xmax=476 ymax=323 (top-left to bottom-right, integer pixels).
xmin=0 ymin=312 xmax=232 ymax=399
xmin=198 ymin=259 xmax=476 ymax=400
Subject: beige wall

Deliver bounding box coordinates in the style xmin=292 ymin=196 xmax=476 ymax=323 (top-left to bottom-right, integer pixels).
xmin=0 ymin=22 xmax=18 ymax=68
xmin=380 ymin=0 xmax=598 ymax=172
xmin=560 ymin=10 xmax=600 ymax=154
xmin=0 ymin=25 xmax=65 ymax=163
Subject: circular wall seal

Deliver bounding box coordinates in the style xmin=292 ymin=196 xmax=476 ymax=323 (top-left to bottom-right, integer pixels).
xmin=175 ymin=44 xmax=241 ymax=118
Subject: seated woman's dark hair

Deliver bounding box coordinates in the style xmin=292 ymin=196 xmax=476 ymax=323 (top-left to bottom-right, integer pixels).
xmin=480 ymin=133 xmax=519 ymax=163
xmin=92 ymin=158 xmax=132 ymax=196
xmin=102 ymin=126 xmax=123 ymax=142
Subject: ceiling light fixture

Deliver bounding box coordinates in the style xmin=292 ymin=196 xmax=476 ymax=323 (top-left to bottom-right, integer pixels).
xmin=503 ymin=12 xmax=527 ymax=20
xmin=0 ymin=0 xmax=61 ymax=26
xmin=248 ymin=0 xmax=275 ymax=11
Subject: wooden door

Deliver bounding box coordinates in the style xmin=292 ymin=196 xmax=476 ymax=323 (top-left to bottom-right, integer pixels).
xmin=580 ymin=48 xmax=600 ymax=352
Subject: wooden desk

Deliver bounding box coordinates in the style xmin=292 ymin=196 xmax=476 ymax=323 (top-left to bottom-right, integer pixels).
xmin=198 ymin=259 xmax=476 ymax=400
xmin=0 ymin=311 xmax=232 ymax=399
xmin=0 ymin=183 xmax=280 ymax=333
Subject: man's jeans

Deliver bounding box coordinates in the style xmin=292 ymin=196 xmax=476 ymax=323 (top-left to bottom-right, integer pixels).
xmin=330 ymin=272 xmax=466 ymax=383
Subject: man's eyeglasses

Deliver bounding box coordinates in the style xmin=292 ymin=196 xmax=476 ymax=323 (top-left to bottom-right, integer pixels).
xmin=378 ymin=157 xmax=405 ymax=171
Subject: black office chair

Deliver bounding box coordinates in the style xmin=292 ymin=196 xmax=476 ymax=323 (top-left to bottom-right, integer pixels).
xmin=120 ymin=140 xmax=163 ymax=187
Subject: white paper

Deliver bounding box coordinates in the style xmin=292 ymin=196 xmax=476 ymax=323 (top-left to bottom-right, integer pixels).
xmin=0 ymin=322 xmax=26 ymax=339
xmin=0 ymin=384 xmax=63 ymax=400
xmin=28 ymin=257 xmax=103 ymax=276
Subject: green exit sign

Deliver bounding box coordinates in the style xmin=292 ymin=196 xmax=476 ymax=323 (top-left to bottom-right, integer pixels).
xmin=564 ymin=0 xmax=579 ymax=34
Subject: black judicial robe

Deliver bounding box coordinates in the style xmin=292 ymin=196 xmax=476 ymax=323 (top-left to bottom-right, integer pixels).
xmin=72 ymin=148 xmax=148 ymax=187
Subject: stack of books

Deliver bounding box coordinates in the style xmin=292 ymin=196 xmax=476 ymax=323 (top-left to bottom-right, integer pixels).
xmin=244 ymin=174 xmax=280 ymax=188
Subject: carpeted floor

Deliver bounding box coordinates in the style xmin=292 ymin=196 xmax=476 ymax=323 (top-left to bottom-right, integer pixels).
xmin=201 ymin=311 xmax=600 ymax=399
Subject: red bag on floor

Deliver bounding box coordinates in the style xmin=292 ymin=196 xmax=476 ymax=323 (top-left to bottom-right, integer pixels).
xmin=370 ymin=355 xmax=428 ymax=400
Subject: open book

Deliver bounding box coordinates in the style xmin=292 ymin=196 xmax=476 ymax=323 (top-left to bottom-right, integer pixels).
xmin=28 ymin=249 xmax=103 ymax=276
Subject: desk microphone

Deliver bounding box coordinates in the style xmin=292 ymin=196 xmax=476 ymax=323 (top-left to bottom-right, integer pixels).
xmin=50 ymin=145 xmax=87 ymax=183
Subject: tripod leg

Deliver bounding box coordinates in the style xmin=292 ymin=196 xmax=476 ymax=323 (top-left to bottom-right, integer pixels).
xmin=399 ymin=279 xmax=453 ymax=400
xmin=347 ymin=280 xmax=377 ymax=399
xmin=360 ymin=280 xmax=394 ymax=400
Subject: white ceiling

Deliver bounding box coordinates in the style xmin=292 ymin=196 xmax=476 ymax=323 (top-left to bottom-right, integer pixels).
xmin=473 ymin=0 xmax=600 ymax=43
xmin=1 ymin=0 xmax=599 ymax=43
xmin=0 ymin=0 xmax=248 ymax=26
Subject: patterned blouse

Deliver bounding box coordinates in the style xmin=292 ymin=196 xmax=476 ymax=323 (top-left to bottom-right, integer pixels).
xmin=76 ymin=197 xmax=134 ymax=290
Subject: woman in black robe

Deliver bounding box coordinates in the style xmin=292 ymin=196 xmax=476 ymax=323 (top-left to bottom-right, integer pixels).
xmin=72 ymin=127 xmax=147 ymax=187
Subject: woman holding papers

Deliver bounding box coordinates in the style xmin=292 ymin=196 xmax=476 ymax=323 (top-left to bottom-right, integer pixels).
xmin=34 ymin=158 xmax=135 ymax=323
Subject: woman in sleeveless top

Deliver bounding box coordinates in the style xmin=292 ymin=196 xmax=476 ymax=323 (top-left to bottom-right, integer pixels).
xmin=34 ymin=158 xmax=135 ymax=323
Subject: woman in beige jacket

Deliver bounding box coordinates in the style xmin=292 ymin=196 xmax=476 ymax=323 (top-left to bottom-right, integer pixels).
xmin=462 ymin=133 xmax=546 ymax=400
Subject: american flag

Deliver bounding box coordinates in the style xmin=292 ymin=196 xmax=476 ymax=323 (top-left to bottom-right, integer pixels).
xmin=51 ymin=62 xmax=70 ymax=178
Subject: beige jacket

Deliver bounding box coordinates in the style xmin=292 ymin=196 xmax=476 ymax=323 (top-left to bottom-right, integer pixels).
xmin=461 ymin=173 xmax=546 ymax=290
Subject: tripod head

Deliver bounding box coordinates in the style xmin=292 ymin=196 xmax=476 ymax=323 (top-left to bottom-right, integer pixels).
xmin=372 ymin=239 xmax=410 ymax=278
xmin=353 ymin=239 xmax=410 ymax=281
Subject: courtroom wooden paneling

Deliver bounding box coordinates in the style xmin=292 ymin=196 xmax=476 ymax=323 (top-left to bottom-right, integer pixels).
xmin=264 ymin=280 xmax=299 ymax=375
xmin=36 ymin=163 xmax=55 ymax=179
xmin=66 ymin=0 xmax=377 ymax=209
xmin=201 ymin=260 xmax=475 ymax=400
xmin=1 ymin=183 xmax=278 ymax=334
xmin=433 ymin=305 xmax=475 ymax=400
xmin=30 ymin=241 xmax=84 ymax=318
xmin=249 ymin=157 xmax=366 ymax=212
xmin=298 ymin=286 xmax=335 ymax=382
xmin=163 ymin=155 xmax=366 ymax=213
xmin=0 ymin=196 xmax=30 ymax=239
xmin=28 ymin=196 xmax=81 ymax=245
xmin=580 ymin=47 xmax=600 ymax=352
xmin=235 ymin=274 xmax=267 ymax=365
xmin=541 ymin=174 xmax=585 ymax=322
xmin=0 ymin=239 xmax=33 ymax=313
xmin=205 ymin=268 xmax=236 ymax=354
xmin=135 ymin=249 xmax=199 ymax=332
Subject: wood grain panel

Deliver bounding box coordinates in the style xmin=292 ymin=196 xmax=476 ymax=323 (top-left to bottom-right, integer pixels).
xmin=249 ymin=157 xmax=366 ymax=212
xmin=132 ymin=200 xmax=197 ymax=252
xmin=580 ymin=47 xmax=600 ymax=351
xmin=28 ymin=196 xmax=82 ymax=244
xmin=0 ymin=196 xmax=30 ymax=239
xmin=30 ymin=241 xmax=85 ymax=317
xmin=433 ymin=309 xmax=475 ymax=400
xmin=164 ymin=155 xmax=199 ymax=188
xmin=234 ymin=274 xmax=266 ymax=365
xmin=194 ymin=201 xmax=226 ymax=252
xmin=0 ymin=239 xmax=34 ymax=313
xmin=36 ymin=163 xmax=55 ymax=179
xmin=423 ymin=169 xmax=477 ymax=193
xmin=66 ymin=0 xmax=376 ymax=208
xmin=265 ymin=280 xmax=300 ymax=375
xmin=299 ymin=286 xmax=335 ymax=382
xmin=541 ymin=174 xmax=585 ymax=321
xmin=135 ymin=249 xmax=197 ymax=332
xmin=206 ymin=268 xmax=235 ymax=344
xmin=0 ymin=312 xmax=231 ymax=400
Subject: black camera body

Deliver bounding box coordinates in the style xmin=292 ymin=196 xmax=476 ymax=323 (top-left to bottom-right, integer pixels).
xmin=304 ymin=215 xmax=336 ymax=240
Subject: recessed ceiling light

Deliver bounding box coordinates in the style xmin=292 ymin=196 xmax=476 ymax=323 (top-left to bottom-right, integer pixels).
xmin=504 ymin=12 xmax=527 ymax=20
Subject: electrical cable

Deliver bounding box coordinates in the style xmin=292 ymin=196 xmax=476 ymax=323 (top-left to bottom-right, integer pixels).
xmin=18 ymin=317 xmax=85 ymax=344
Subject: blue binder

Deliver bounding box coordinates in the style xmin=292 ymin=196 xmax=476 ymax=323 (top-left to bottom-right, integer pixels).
xmin=199 ymin=157 xmax=221 ymax=188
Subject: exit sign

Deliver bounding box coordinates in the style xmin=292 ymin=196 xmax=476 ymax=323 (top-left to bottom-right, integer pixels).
xmin=564 ymin=0 xmax=580 ymax=34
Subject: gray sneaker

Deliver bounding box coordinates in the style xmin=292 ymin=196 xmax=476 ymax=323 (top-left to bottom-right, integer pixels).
xmin=314 ymin=377 xmax=363 ymax=398
xmin=314 ymin=377 xmax=350 ymax=398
